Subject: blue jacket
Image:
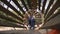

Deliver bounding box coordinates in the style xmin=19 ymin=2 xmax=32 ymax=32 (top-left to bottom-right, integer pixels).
xmin=28 ymin=16 xmax=35 ymax=27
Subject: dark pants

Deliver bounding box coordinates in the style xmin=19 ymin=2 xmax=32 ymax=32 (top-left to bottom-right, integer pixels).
xmin=29 ymin=23 xmax=35 ymax=30
xmin=28 ymin=17 xmax=35 ymax=30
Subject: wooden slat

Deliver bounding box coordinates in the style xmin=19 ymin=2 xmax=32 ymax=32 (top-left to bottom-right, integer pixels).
xmin=1 ymin=0 xmax=24 ymax=17
xmin=12 ymin=0 xmax=25 ymax=14
xmin=44 ymin=0 xmax=54 ymax=16
xmin=0 ymin=21 xmax=26 ymax=28
xmin=0 ymin=15 xmax=20 ymax=24
xmin=26 ymin=0 xmax=32 ymax=9
xmin=46 ymin=9 xmax=60 ymax=22
xmin=45 ymin=0 xmax=60 ymax=21
xmin=0 ymin=5 xmax=23 ymax=22
xmin=38 ymin=0 xmax=41 ymax=10
xmin=41 ymin=0 xmax=47 ymax=13
xmin=20 ymin=0 xmax=28 ymax=11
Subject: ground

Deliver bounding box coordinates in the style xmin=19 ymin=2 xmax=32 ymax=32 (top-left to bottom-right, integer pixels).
xmin=0 ymin=30 xmax=41 ymax=34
